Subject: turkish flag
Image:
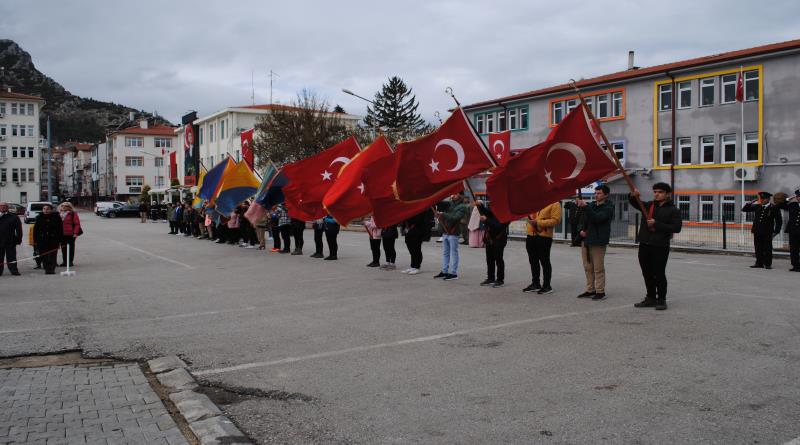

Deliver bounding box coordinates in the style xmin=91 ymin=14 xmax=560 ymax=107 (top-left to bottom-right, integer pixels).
xmin=281 ymin=136 xmax=361 ymax=220
xmin=487 ymin=104 xmax=618 ymax=223
xmin=240 ymin=128 xmax=255 ymax=168
xmin=736 ymin=70 xmax=744 ymax=102
xmin=488 ymin=130 xmax=511 ymax=167
xmin=169 ymin=151 xmax=177 ymax=180
xmin=322 ymin=136 xmax=393 ymax=224
xmin=364 ymin=152 xmax=463 ymax=227
xmin=395 ymin=108 xmax=494 ymax=201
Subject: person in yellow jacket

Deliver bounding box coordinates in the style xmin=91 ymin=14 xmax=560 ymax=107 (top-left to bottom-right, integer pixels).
xmin=523 ymin=201 xmax=562 ymax=294
xmin=28 ymin=222 xmax=42 ymax=269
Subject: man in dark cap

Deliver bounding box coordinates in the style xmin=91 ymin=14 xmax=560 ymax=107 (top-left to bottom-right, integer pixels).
xmin=629 ymin=183 xmax=682 ymax=310
xmin=775 ymin=189 xmax=799 ymax=271
xmin=742 ymin=191 xmax=782 ymax=269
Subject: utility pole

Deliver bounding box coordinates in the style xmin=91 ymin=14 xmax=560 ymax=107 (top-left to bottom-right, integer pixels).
xmin=268 ymin=70 xmax=280 ymax=105
xmin=251 ymin=69 xmax=255 ymax=105
xmin=47 ymin=116 xmax=52 ymax=202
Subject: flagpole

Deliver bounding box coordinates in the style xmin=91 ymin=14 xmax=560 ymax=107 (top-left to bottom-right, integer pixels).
xmin=739 ymin=66 xmax=745 ymax=246
xmin=445 ymin=87 xmax=499 ymax=169
xmin=568 ymin=80 xmax=647 ymax=214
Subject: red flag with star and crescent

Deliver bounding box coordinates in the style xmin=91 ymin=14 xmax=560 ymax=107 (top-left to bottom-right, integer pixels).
xmin=486 ymin=103 xmax=619 ymax=223
xmin=281 ymin=136 xmax=361 ymax=220
xmin=394 ymin=107 xmax=495 ymax=201
xmin=240 ymin=128 xmax=255 ymax=169
xmin=488 ymin=130 xmax=511 ymax=167
xmin=735 ymin=69 xmax=745 ymax=102
xmin=322 ymin=135 xmax=393 ymax=225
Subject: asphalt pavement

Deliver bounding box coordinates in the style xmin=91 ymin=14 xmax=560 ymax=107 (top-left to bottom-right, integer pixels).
xmin=1 ymin=212 xmax=799 ymax=444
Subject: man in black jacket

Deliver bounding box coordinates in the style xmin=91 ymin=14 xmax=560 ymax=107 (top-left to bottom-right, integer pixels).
xmin=476 ymin=200 xmax=509 ymax=288
xmin=742 ymin=191 xmax=783 ymax=269
xmin=629 ymin=183 xmax=682 ymax=310
xmin=402 ymin=209 xmax=433 ymax=275
xmin=0 ymin=202 xmax=23 ymax=276
xmin=776 ymin=189 xmax=800 ymax=271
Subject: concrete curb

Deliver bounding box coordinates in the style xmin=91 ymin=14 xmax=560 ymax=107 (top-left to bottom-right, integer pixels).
xmin=148 ymin=356 xmax=251 ymax=445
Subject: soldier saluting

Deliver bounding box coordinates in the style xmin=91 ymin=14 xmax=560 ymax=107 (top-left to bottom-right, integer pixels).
xmin=741 ymin=191 xmax=782 ymax=269
xmin=775 ymin=189 xmax=800 ymax=272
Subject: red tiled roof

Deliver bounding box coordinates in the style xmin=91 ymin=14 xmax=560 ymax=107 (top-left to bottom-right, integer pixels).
xmin=65 ymin=142 xmax=93 ymax=152
xmin=464 ymin=38 xmax=800 ymax=110
xmin=0 ymin=90 xmax=45 ymax=102
xmin=113 ymin=125 xmax=177 ymax=136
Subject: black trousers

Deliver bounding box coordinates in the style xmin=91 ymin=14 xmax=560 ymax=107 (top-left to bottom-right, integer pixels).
xmin=279 ymin=225 xmax=292 ymax=252
xmin=369 ymin=239 xmax=382 ymax=263
xmin=0 ymin=244 xmax=18 ymax=274
xmin=40 ymin=242 xmax=59 ymax=273
xmin=33 ymin=245 xmax=41 ymax=267
xmin=168 ymin=221 xmax=176 ymax=233
xmin=485 ymin=240 xmax=507 ymax=282
xmin=382 ymin=237 xmax=396 ymax=263
xmin=292 ymin=221 xmax=305 ymax=251
xmin=526 ymin=235 xmax=552 ymax=287
xmin=789 ymin=230 xmax=799 ymax=268
xmin=61 ymin=237 xmax=76 ymax=266
xmin=638 ymin=244 xmax=671 ymax=300
xmin=314 ymin=226 xmax=324 ymax=254
xmin=405 ymin=235 xmax=423 ymax=269
xmin=753 ymin=233 xmax=773 ymax=267
xmin=271 ymin=226 xmax=281 ymax=249
xmin=227 ymin=227 xmax=240 ymax=243
xmin=325 ymin=226 xmax=339 ymax=257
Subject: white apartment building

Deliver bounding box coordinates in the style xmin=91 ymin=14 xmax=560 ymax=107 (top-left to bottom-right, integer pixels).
xmin=172 ymin=104 xmax=361 ymax=181
xmin=107 ymin=120 xmax=177 ymax=201
xmin=91 ymin=141 xmax=113 ymax=198
xmin=0 ymin=90 xmax=45 ymax=204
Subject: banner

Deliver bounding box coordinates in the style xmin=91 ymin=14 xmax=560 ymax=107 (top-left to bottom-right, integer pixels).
xmin=182 ymin=111 xmax=199 ymax=186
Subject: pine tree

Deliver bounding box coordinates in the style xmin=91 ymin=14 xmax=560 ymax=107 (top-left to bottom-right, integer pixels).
xmin=363 ymin=77 xmax=427 ymax=134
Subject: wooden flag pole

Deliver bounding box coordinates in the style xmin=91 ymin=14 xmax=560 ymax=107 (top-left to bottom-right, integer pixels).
xmin=445 ymin=87 xmax=499 ymax=169
xmin=568 ymin=79 xmax=648 ymax=214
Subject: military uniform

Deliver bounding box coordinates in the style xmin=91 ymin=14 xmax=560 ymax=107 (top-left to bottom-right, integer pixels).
xmin=776 ymin=194 xmax=800 ymax=271
xmin=742 ymin=197 xmax=782 ymax=269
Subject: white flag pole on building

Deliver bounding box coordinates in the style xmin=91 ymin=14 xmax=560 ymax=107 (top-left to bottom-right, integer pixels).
xmin=739 ymin=66 xmax=746 ymax=246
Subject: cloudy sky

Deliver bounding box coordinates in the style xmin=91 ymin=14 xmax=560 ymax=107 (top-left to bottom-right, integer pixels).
xmin=2 ymin=0 xmax=798 ymax=124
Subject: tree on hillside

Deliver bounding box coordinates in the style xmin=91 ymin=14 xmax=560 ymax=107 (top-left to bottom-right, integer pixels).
xmin=252 ymin=89 xmax=349 ymax=167
xmin=363 ymin=76 xmax=428 ymax=134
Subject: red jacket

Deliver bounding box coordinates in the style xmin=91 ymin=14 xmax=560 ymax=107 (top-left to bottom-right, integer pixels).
xmin=62 ymin=211 xmax=81 ymax=236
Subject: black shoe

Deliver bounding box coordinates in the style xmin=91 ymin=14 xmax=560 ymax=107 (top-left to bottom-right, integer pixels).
xmin=764 ymin=265 xmax=772 ymax=270
xmin=591 ymin=293 xmax=607 ymax=301
xmin=479 ymin=279 xmax=495 ymax=286
xmin=522 ymin=283 xmax=541 ymax=293
xmin=749 ymin=264 xmax=763 ymax=268
xmin=215 ymin=240 xmax=226 ymax=244
xmin=492 ymin=281 xmax=504 ymax=288
xmin=577 ymin=291 xmax=596 ymax=298
xmin=433 ymin=272 xmax=447 ymax=279
xmin=791 ymin=267 xmax=800 ymax=272
xmin=366 ymin=261 xmax=380 ymax=267
xmin=45 ymin=271 xmax=55 ymax=275
xmin=34 ymin=265 xmax=42 ymax=269
xmin=279 ymin=250 xmax=290 ymax=254
xmin=537 ymin=286 xmax=553 ymax=294
xmin=324 ymin=256 xmax=337 ymax=260
xmin=634 ymin=298 xmax=657 ymax=308
xmin=443 ymin=274 xmax=459 ymax=281
xmin=655 ymin=300 xmax=668 ymax=310
xmin=311 ymin=253 xmax=324 ymax=258
xmin=290 ymin=250 xmax=303 ymax=256
xmin=58 ymin=263 xmax=66 ymax=267
xmin=10 ymin=271 xmax=21 ymax=276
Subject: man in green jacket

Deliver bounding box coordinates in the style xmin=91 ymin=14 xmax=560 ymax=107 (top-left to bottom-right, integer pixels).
xmin=433 ymin=192 xmax=469 ymax=281
xmin=576 ymin=185 xmax=614 ymax=301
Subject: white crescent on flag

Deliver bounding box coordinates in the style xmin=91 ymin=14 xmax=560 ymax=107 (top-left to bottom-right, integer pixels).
xmin=433 ymin=139 xmax=465 ymax=172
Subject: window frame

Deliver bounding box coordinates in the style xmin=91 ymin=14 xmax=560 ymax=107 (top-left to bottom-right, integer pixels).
xmin=720 ymin=74 xmax=737 ymax=104
xmin=677 ymin=137 xmax=692 ymax=165
xmin=720 ymin=134 xmax=736 ymax=164
xmin=677 ymin=81 xmax=691 ymax=109
xmin=596 ymin=94 xmax=609 ymax=118
xmin=699 ymin=195 xmax=714 ymax=222
xmin=659 ymin=84 xmax=673 ymax=111
xmin=658 ymin=139 xmax=673 ymax=166
xmin=699 ymin=78 xmax=715 ymax=107
xmin=721 ymin=195 xmax=736 ymax=222
xmin=700 ymin=135 xmax=715 ymax=164
xmin=744 ymin=70 xmax=759 ymax=101
xmin=552 ymin=102 xmax=564 ymax=125
xmin=677 ymin=195 xmax=691 ymax=220
xmin=476 ymin=114 xmax=485 ymax=134
xmin=611 ymin=92 xmax=623 ymax=117
xmin=125 ymin=176 xmax=144 ymax=186
xmin=125 ymin=156 xmax=144 ymax=167
xmin=744 ymin=132 xmax=758 ymax=162
xmin=125 ymin=137 xmax=144 ymax=148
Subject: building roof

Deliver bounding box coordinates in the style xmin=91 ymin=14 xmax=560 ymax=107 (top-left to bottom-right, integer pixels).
xmin=464 ymin=38 xmax=800 ymax=110
xmin=112 ymin=125 xmax=177 ymax=137
xmin=65 ymin=142 xmax=93 ymax=152
xmin=190 ymin=103 xmax=361 ymax=126
xmin=0 ymin=90 xmax=46 ymax=102
xmin=234 ymin=104 xmax=346 ymax=115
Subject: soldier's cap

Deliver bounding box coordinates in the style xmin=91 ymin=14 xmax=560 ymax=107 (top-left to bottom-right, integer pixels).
xmin=652 ymin=182 xmax=672 ymax=193
xmin=758 ymin=191 xmax=772 ymax=199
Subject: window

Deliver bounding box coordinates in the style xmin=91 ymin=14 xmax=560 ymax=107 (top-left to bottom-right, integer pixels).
xmin=611 ymin=142 xmax=625 ymax=166
xmin=28 ymin=168 xmax=34 ymax=182
xmin=659 ymin=84 xmax=672 ymax=111
xmin=700 ymin=135 xmax=714 ymax=164
xmin=0 ymin=124 xmax=5 ymax=135
xmin=12 ymin=147 xmax=18 ymax=158
xmin=27 ymin=147 xmax=33 ymax=158
xmin=700 ymin=78 xmax=715 ymax=106
xmin=126 ymin=176 xmax=144 ymax=186
xmin=199 ymin=127 xmax=204 ymax=145
xmin=27 ymin=103 xmax=34 ymax=116
xmin=156 ymin=176 xmax=165 ymax=187
xmin=27 ymin=125 xmax=34 ymax=137
xmin=0 ymin=102 xmax=5 ymax=114
xmin=721 ymin=74 xmax=737 ymax=103
xmin=583 ymin=96 xmax=594 ymax=114
xmin=235 ymin=150 xmax=240 ymax=162
xmin=678 ymin=137 xmax=691 ymax=165
xmin=11 ymin=168 xmax=18 ymax=182
xmin=744 ymin=70 xmax=759 ymax=101
xmin=721 ymin=195 xmax=736 ymax=222
xmin=520 ymin=107 xmax=528 ymax=129
xmin=0 ymin=168 xmax=5 ymax=182
xmin=11 ymin=103 xmax=18 ymax=115
xmin=700 ymin=195 xmax=714 ymax=222
xmin=611 ymin=92 xmax=623 ymax=117
xmin=597 ymin=94 xmax=609 ymax=118
xmin=721 ymin=134 xmax=736 ymax=163
xmin=11 ymin=125 xmax=18 ymax=136
xmin=744 ymin=132 xmax=758 ymax=162
xmin=498 ymin=111 xmax=506 ymax=131
xmin=210 ymin=155 xmax=214 ymax=166
xmin=0 ymin=147 xmax=5 ymax=158
xmin=552 ymin=102 xmax=564 ymax=125
xmin=486 ymin=113 xmax=494 ymax=133
xmin=744 ymin=194 xmax=758 ymax=222
xmin=566 ymin=99 xmax=578 ymax=115
xmin=678 ymin=81 xmax=691 ymax=109
xmin=476 ymin=114 xmax=485 ymax=134
xmin=220 ymin=120 xmax=226 ymax=139
xmin=19 ymin=169 xmax=26 ymax=182
xmin=507 ymin=109 xmax=516 ymax=130
xmin=659 ymin=139 xmax=673 ymax=166
xmin=155 ymin=137 xmax=172 ymax=148
xmin=210 ymin=124 xmax=215 ymax=142
xmin=125 ymin=156 xmax=144 ymax=167
xmin=125 ymin=137 xmax=143 ymax=148
xmin=677 ymin=195 xmax=690 ymax=220
xmin=154 ymin=157 xmax=164 ymax=167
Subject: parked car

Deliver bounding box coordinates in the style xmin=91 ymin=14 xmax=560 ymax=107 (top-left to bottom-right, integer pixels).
xmin=6 ymin=203 xmax=25 ymax=216
xmin=24 ymin=201 xmax=51 ymax=224
xmin=95 ymin=201 xmax=125 ymax=215
xmin=103 ymin=204 xmax=140 ymax=218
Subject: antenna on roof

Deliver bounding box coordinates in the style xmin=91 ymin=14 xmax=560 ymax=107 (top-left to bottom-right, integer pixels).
xmin=268 ymin=70 xmax=280 ymax=105
xmin=251 ymin=69 xmax=255 ymax=105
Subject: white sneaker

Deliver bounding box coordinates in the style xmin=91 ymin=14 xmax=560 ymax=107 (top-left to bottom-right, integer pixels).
xmin=401 ymin=268 xmax=411 ymax=274
xmin=407 ymin=268 xmax=420 ymax=275
xmin=245 ymin=245 xmax=256 ymax=249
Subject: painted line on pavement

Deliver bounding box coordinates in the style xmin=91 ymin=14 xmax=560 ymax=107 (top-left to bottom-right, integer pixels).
xmin=194 ymin=292 xmax=721 ymax=376
xmin=98 ymin=237 xmax=196 ymax=269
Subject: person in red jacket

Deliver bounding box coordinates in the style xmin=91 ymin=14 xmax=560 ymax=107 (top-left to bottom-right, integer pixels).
xmin=59 ymin=202 xmax=82 ymax=267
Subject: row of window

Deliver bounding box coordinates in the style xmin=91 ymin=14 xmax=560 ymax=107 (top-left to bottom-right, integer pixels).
xmin=124 ymin=137 xmax=173 ymax=148
xmin=474 ymin=106 xmax=529 ymax=134
xmin=205 ymin=150 xmax=241 ymax=168
xmin=552 ymin=90 xmax=624 ymax=125
xmin=121 ymin=176 xmax=163 ymax=187
xmin=658 ymin=71 xmax=759 ymax=111
xmin=675 ymin=194 xmax=758 ymax=223
xmin=0 ymin=168 xmax=36 ymax=183
xmin=0 ymin=102 xmax=35 ymax=116
xmin=658 ymin=133 xmax=758 ymax=166
xmin=199 ymin=119 xmax=229 ymax=145
xmin=0 ymin=146 xmax=36 ymax=159
xmin=124 ymin=156 xmax=164 ymax=167
xmin=0 ymin=124 xmax=36 ymax=137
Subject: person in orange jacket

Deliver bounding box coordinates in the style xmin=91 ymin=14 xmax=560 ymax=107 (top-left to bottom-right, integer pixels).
xmin=523 ymin=201 xmax=562 ymax=294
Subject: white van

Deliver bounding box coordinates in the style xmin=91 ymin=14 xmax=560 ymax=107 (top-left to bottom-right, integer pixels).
xmin=95 ymin=201 xmax=124 ymax=215
xmin=24 ymin=201 xmax=51 ymax=224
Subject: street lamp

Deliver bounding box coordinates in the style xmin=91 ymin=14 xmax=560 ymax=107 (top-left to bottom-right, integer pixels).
xmin=342 ymin=88 xmax=376 ymax=106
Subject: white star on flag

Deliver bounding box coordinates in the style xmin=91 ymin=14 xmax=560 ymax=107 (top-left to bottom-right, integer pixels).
xmin=429 ymin=159 xmax=439 ymax=172
xmin=544 ymin=170 xmax=554 ymax=184
xmin=357 ymin=182 xmax=365 ymax=194
xmin=321 ymin=170 xmax=333 ymax=181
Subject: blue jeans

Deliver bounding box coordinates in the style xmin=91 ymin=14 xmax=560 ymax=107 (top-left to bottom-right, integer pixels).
xmin=441 ymin=234 xmax=460 ymax=274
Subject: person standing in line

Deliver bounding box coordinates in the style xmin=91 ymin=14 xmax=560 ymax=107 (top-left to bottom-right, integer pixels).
xmin=182 ymin=203 xmax=192 ymax=236
xmin=477 ymin=200 xmax=509 ymax=288
xmin=255 ymin=215 xmax=268 ymax=250
xmin=174 ymin=203 xmax=184 ymax=235
xmin=380 ymin=224 xmax=398 ymax=270
xmin=290 ymin=218 xmax=305 ymax=255
xmin=167 ymin=203 xmax=177 ymax=234
xmin=270 ymin=205 xmax=282 ymax=252
xmin=323 ymin=214 xmax=340 ymax=260
xmin=139 ymin=200 xmax=148 ymax=223
xmin=576 ymin=185 xmax=614 ymax=301
xmin=0 ymin=202 xmax=23 ymax=276
xmin=310 ymin=218 xmax=325 ymax=258
xmin=742 ymin=191 xmax=782 ymax=269
xmin=277 ymin=204 xmax=292 ymax=253
xmin=630 ymin=183 xmax=682 ymax=311
xmin=402 ymin=209 xmax=433 ymax=275
xmin=59 ymin=202 xmax=81 ymax=268
xmin=459 ymin=195 xmax=471 ymax=245
xmin=363 ymin=216 xmax=382 ymax=267
xmin=776 ymin=189 xmax=800 ymax=271
xmin=433 ymin=192 xmax=468 ymax=281
xmin=523 ymin=201 xmax=562 ymax=294
xmin=28 ymin=220 xmax=41 ymax=269
xmin=34 ymin=203 xmax=63 ymax=275
xmin=227 ymin=209 xmax=241 ymax=245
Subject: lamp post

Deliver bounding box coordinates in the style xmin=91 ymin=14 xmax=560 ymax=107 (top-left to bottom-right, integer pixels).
xmin=342 ymin=88 xmax=376 ymax=106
